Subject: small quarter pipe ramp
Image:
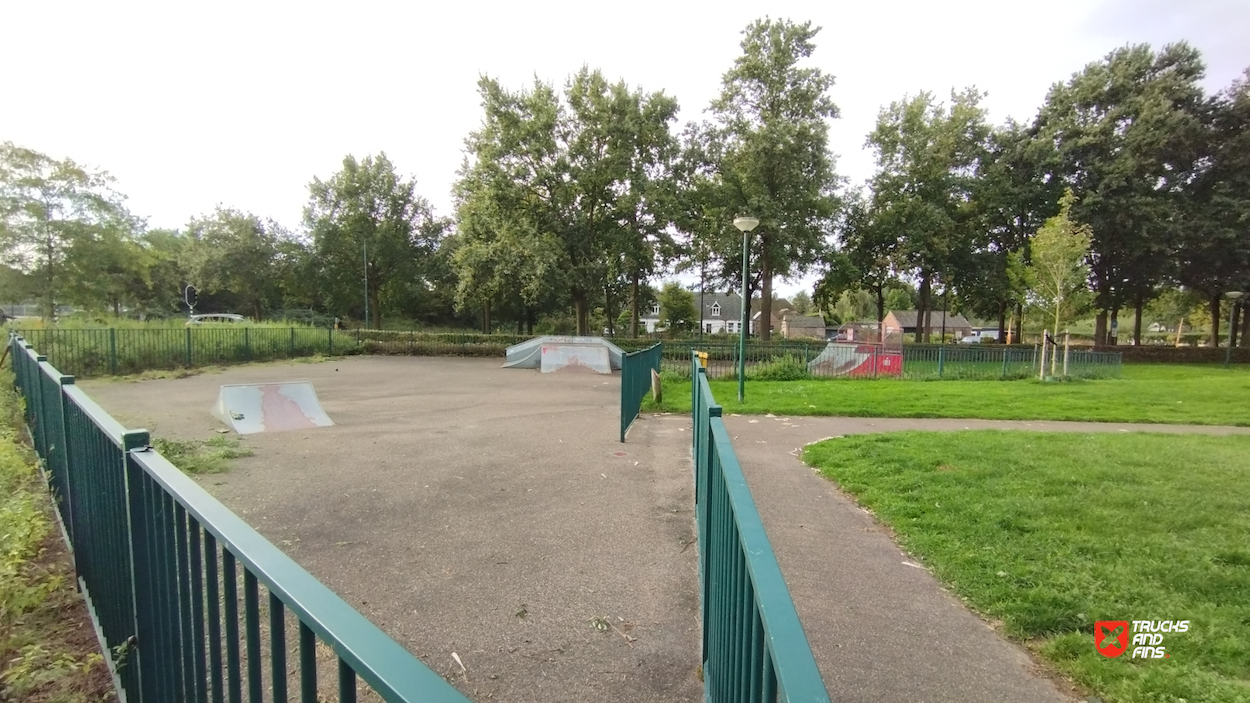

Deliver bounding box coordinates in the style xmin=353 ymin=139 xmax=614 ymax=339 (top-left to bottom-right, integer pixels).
xmin=213 ymin=382 xmax=334 ymax=434
xmin=807 ymin=343 xmax=903 ymax=377
xmin=503 ymin=336 xmax=624 ymax=371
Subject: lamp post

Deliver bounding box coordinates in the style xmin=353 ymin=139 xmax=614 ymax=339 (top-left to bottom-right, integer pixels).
xmin=1225 ymin=291 xmax=1244 ymax=369
xmin=733 ymin=215 xmax=760 ymax=402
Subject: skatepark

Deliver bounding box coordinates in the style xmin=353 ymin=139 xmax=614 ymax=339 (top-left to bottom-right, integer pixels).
xmin=83 ymin=356 xmax=702 ymax=703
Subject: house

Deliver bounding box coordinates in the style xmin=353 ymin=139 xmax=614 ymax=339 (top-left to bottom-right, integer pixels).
xmin=749 ymin=297 xmax=792 ymax=336
xmin=640 ymin=292 xmax=795 ymax=336
xmin=779 ymin=310 xmax=826 ymax=339
xmin=641 ymin=291 xmax=746 ymax=335
xmin=882 ymin=310 xmax=973 ymax=340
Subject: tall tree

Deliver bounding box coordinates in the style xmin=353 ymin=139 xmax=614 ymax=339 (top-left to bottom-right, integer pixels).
xmin=867 ymin=89 xmax=989 ymax=341
xmin=454 ymin=70 xmax=678 ymax=335
xmin=1176 ymin=69 xmax=1250 ymax=345
xmin=184 ymin=208 xmax=283 ymax=320
xmin=0 ymin=142 xmax=134 ymax=319
xmin=689 ymin=18 xmax=841 ymax=341
xmin=1035 ymin=43 xmax=1206 ymax=344
xmin=815 ymin=191 xmax=900 ymax=324
xmin=306 ymin=153 xmax=444 ymax=328
xmin=657 ymin=281 xmax=697 ymax=334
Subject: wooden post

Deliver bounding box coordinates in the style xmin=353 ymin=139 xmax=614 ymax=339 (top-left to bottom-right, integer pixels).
xmin=1063 ymin=331 xmax=1070 ymax=377
xmin=1038 ymin=335 xmax=1047 ymax=381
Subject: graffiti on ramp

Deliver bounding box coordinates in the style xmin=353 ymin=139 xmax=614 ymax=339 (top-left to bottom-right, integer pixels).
xmin=213 ymin=382 xmax=334 ymax=434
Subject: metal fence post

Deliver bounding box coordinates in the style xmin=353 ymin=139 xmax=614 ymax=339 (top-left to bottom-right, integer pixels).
xmin=110 ymin=329 xmax=118 ymax=376
xmin=1001 ymin=348 xmax=1009 ymax=379
xmin=938 ymin=345 xmax=945 ymax=378
xmin=185 ymin=328 xmax=193 ymax=368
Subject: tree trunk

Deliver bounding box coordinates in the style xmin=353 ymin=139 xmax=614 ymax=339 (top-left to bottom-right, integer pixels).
xmin=482 ymin=299 xmax=491 ymax=334
xmin=369 ymin=287 xmax=381 ymax=329
xmin=1094 ymin=311 xmax=1108 ymax=347
xmin=997 ymin=301 xmax=1007 ymax=344
xmin=875 ymin=285 xmax=885 ymax=324
xmin=630 ymin=273 xmax=640 ymax=338
xmin=760 ymin=248 xmax=773 ymax=342
xmin=605 ymin=287 xmax=615 ymax=337
xmin=915 ymin=274 xmax=930 ymax=344
xmin=1208 ymin=295 xmax=1220 ymax=347
xmin=253 ymin=299 xmax=264 ymax=322
xmin=1231 ymin=301 xmax=1241 ymax=348
xmin=1131 ymin=291 xmax=1144 ymax=346
xmin=1108 ymin=308 xmax=1119 ymax=346
xmin=1240 ymin=304 xmax=1249 ymax=348
xmin=573 ymin=292 xmax=588 ymax=336
xmin=1013 ymin=303 xmax=1023 ymax=345
xmin=516 ymin=318 xmax=523 ymax=334
xmin=526 ymin=307 xmax=535 ymax=335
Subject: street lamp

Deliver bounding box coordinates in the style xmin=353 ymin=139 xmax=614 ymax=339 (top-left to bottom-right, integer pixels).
xmin=733 ymin=215 xmax=760 ymax=402
xmin=1225 ymin=291 xmax=1244 ymax=369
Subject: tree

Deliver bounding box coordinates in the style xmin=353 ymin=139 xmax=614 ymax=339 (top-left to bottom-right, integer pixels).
xmin=1025 ymin=191 xmax=1092 ymax=341
xmin=657 ymin=282 xmax=697 ymax=334
xmin=61 ymin=224 xmax=151 ymax=315
xmin=687 ymin=18 xmax=841 ymax=341
xmin=866 ymin=89 xmax=990 ymax=342
xmin=184 ymin=208 xmax=284 ymax=320
xmin=1176 ymin=69 xmax=1250 ymax=346
xmin=790 ymin=291 xmax=813 ymax=315
xmin=0 ymin=142 xmax=134 ymax=319
xmin=306 ymin=153 xmax=444 ymax=328
xmin=1035 ymin=43 xmax=1207 ymax=344
xmin=815 ymin=191 xmax=901 ymax=324
xmin=455 ymin=70 xmax=679 ymax=335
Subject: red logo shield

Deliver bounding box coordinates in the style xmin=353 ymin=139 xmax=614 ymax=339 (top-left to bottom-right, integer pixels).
xmin=1095 ymin=621 xmax=1129 ymax=657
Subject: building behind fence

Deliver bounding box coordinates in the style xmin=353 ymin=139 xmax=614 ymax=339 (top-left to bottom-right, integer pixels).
xmin=10 ymin=334 xmax=472 ymax=703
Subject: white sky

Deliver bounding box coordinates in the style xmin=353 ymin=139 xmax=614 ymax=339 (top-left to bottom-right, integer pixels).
xmin=3 ymin=0 xmax=1247 ymax=298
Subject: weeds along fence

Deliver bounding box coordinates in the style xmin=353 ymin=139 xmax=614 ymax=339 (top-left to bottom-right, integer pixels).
xmin=663 ymin=342 xmax=1122 ymax=381
xmin=619 ymin=342 xmax=662 ymax=442
xmin=690 ymin=352 xmax=829 ymax=701
xmin=18 ymin=327 xmax=362 ymax=377
xmin=9 ymin=335 xmax=471 ymax=703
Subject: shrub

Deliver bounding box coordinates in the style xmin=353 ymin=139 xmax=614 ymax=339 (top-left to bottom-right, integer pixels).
xmin=749 ymin=354 xmax=811 ymax=381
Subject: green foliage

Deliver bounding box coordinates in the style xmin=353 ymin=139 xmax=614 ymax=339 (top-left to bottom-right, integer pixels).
xmin=747 ymin=354 xmax=810 ymax=381
xmin=805 ymin=431 xmax=1250 ymax=702
xmin=684 ymin=18 xmax=840 ymax=340
xmin=306 ymin=153 xmax=446 ymax=329
xmin=152 ymin=435 xmax=253 ymax=475
xmin=0 ymin=142 xmax=136 ymax=320
xmin=1025 ymin=190 xmax=1093 ymax=337
xmin=657 ymin=282 xmax=697 ymax=333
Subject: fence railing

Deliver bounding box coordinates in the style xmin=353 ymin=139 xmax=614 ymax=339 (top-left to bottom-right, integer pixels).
xmin=667 ymin=342 xmax=1122 ymax=381
xmin=619 ymin=342 xmax=662 ymax=442
xmin=690 ymin=352 xmax=829 ymax=702
xmin=10 ymin=334 xmax=471 ymax=703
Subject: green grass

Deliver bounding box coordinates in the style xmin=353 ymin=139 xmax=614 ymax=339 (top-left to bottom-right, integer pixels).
xmin=644 ymin=363 xmax=1250 ymax=426
xmin=803 ymin=431 xmax=1250 ymax=703
xmin=153 ymin=435 xmax=253 ymax=474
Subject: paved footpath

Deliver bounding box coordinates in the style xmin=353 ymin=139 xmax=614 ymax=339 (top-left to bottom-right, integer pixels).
xmin=704 ymin=415 xmax=1249 ymax=703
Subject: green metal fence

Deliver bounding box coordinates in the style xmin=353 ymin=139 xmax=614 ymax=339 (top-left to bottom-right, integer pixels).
xmin=620 ymin=342 xmax=662 ymax=442
xmin=10 ymin=334 xmax=471 ymax=703
xmin=690 ymin=352 xmax=829 ymax=702
xmin=664 ymin=341 xmax=1122 ymax=381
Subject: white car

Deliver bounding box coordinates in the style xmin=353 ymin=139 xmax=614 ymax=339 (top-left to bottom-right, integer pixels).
xmin=960 ymin=331 xmax=999 ymax=344
xmin=186 ymin=313 xmax=246 ymax=326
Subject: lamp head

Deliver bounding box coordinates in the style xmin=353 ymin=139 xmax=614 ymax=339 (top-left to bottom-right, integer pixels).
xmin=1226 ymin=291 xmax=1245 ymax=301
xmin=733 ymin=216 xmax=760 ymax=233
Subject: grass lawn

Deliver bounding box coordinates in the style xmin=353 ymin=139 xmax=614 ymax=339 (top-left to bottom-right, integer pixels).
xmin=804 ymin=431 xmax=1250 ymax=703
xmin=645 ymin=363 xmax=1250 ymax=426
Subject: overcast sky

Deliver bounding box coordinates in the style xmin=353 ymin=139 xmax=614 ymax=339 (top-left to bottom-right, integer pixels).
xmin=3 ymin=0 xmax=1247 ymax=297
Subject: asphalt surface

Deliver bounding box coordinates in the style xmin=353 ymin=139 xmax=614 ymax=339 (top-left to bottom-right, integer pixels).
xmin=84 ymin=357 xmax=701 ymax=703
xmin=718 ymin=413 xmax=1250 ymax=703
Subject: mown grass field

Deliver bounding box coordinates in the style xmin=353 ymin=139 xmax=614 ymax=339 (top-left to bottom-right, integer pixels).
xmin=804 ymin=431 xmax=1250 ymax=703
xmin=645 ymin=364 xmax=1250 ymax=426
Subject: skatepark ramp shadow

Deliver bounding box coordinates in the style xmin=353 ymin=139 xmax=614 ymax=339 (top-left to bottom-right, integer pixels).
xmin=212 ymin=382 xmax=334 ymax=434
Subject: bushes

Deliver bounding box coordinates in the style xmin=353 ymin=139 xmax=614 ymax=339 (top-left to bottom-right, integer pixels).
xmin=748 ymin=354 xmax=811 ymax=381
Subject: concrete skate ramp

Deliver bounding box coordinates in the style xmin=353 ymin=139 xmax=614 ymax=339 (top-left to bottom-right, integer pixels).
xmin=213 ymin=382 xmax=334 ymax=434
xmin=540 ymin=344 xmax=611 ymax=374
xmin=807 ymin=343 xmax=902 ymax=377
xmin=503 ymin=336 xmax=624 ymax=370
